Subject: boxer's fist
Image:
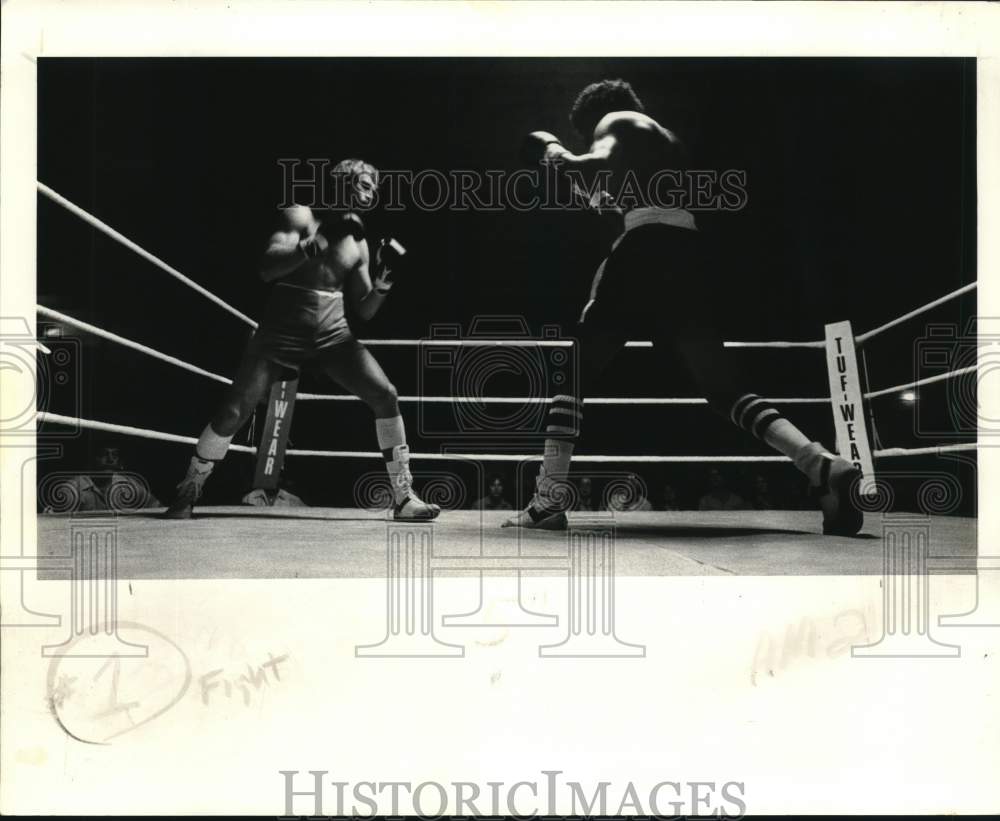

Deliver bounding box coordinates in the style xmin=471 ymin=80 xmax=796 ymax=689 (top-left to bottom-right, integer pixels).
xmin=335 ymin=212 xmax=366 ymax=241
xmin=374 ymin=238 xmax=406 ymax=293
xmin=521 ymin=131 xmax=565 ymax=166
xmin=298 ymin=225 xmax=329 ymax=258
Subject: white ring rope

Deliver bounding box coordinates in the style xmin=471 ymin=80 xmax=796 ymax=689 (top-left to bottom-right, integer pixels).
xmin=873 ymin=443 xmax=977 ymax=458
xmin=37 ymin=303 xmax=828 ymax=405
xmin=34 ymin=181 xmax=828 ymax=351
xmin=37 ymin=412 xmax=253 ymax=453
xmin=296 ymin=394 xmax=827 ymax=405
xmin=40 ymin=297 xmax=976 ymax=407
xmin=36 ymin=411 xmax=976 ymax=462
xmin=42 ymin=298 xmax=975 ymax=406
xmin=863 ymin=364 xmax=978 ymax=400
xmin=284 ymin=450 xmax=791 ymax=462
xmin=37 ymin=182 xmax=258 ymax=329
xmin=37 ymin=305 xmax=232 ymax=385
xmin=855 ymin=282 xmax=977 ymax=344
xmin=357 ymin=338 xmax=826 ymax=350
xmin=39 ymin=179 xmax=975 ymax=395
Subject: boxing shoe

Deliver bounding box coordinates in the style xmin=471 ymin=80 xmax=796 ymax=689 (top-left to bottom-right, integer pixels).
xmin=501 ymin=465 xmax=569 ymax=530
xmin=161 ymin=456 xmax=214 ymax=519
xmin=385 ymin=446 xmax=441 ymax=520
xmin=793 ymin=442 xmax=864 ymax=536
xmin=393 ymin=494 xmax=442 ymax=521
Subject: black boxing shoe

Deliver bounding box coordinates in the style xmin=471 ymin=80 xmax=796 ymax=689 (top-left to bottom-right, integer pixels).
xmin=501 ymin=505 xmax=568 ymax=530
xmin=501 ymin=465 xmax=569 ymax=530
xmin=393 ymin=494 xmax=442 ymax=521
xmin=795 ymin=442 xmax=864 ymax=536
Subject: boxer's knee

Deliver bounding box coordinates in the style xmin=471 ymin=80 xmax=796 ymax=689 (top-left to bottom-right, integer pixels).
xmin=211 ymin=396 xmax=254 ymax=436
xmin=367 ymin=382 xmax=399 ymax=417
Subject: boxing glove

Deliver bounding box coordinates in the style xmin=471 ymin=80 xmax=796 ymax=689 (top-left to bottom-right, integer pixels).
xmin=329 ymin=211 xmax=366 ymax=241
xmin=298 ymin=228 xmax=328 ymax=259
xmin=374 ymin=238 xmax=406 ymax=294
xmin=520 ymin=131 xmax=565 ymax=166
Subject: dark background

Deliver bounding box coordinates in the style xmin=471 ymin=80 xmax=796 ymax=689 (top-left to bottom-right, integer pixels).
xmin=36 ymin=58 xmax=978 ymax=512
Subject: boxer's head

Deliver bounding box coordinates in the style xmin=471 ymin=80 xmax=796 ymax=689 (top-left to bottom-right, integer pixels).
xmin=570 ymin=79 xmax=644 ymax=139
xmin=332 ymin=158 xmax=379 ymax=209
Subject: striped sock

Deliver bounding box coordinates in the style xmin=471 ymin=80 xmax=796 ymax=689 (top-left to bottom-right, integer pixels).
xmin=729 ymin=393 xmax=810 ymax=457
xmin=531 ymin=394 xmax=583 ymax=514
xmin=545 ymin=393 xmax=583 ymax=443
xmin=730 ymin=393 xmax=783 ymax=441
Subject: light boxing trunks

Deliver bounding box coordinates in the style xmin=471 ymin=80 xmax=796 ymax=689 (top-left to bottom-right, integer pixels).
xmin=248 ymin=282 xmax=359 ymax=374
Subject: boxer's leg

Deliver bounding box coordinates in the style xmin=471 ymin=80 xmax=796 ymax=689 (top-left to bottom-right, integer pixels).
xmin=164 ymin=345 xmax=284 ymax=518
xmin=667 ymin=327 xmax=862 ymax=535
xmin=321 ymin=341 xmax=440 ymax=520
xmin=503 ymin=324 xmax=626 ymax=528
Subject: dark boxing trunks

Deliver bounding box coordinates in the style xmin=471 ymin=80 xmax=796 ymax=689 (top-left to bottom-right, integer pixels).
xmin=248 ymin=282 xmax=359 ymax=374
xmin=580 ymin=207 xmax=709 ymax=333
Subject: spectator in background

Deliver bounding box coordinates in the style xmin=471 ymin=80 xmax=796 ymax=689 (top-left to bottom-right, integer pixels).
xmin=242 ymin=470 xmax=307 ymax=507
xmin=572 ymin=475 xmax=600 ymax=511
xmin=607 ymin=473 xmax=653 ymax=512
xmin=476 ymin=475 xmax=513 ymax=511
xmin=748 ymin=473 xmax=774 ymax=510
xmin=698 ymin=468 xmax=746 ymax=511
xmin=659 ymin=482 xmax=680 ymax=511
xmin=45 ymin=444 xmax=160 ymax=513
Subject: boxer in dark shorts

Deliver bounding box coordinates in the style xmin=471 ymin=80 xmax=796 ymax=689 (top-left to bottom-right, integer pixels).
xmin=164 ymin=159 xmax=440 ymax=520
xmin=504 ymin=80 xmax=862 ymax=535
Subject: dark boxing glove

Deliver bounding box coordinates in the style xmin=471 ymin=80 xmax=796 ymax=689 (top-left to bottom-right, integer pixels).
xmin=319 ymin=211 xmax=366 ymax=244
xmin=373 ymin=238 xmax=406 ymax=294
xmin=298 ymin=227 xmax=329 ymax=259
xmin=341 ymin=212 xmax=366 ymax=240
xmin=520 ymin=131 xmax=565 ymax=166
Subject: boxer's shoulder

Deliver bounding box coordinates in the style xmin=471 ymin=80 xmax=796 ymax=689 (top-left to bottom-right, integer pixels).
xmin=279 ymin=204 xmax=316 ymax=233
xmin=594 ymin=111 xmax=679 ymax=146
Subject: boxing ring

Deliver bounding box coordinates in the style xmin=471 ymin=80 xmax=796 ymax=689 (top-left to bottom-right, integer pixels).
xmin=32 ymin=181 xmax=979 ymax=581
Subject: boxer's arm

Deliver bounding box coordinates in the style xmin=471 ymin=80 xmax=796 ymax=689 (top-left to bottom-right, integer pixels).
xmin=546 ymin=132 xmax=620 ymax=174
xmin=348 ymin=240 xmax=389 ymax=322
xmin=259 ymin=206 xmax=322 ymax=282
xmin=546 ymin=114 xmax=671 ymax=175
